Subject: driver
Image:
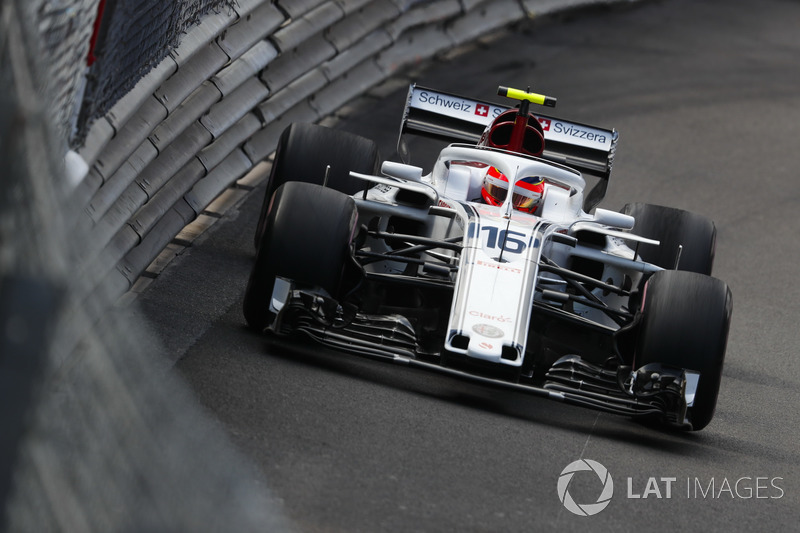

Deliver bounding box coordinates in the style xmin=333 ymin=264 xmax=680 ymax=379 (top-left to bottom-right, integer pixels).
xmin=480 ymin=166 xmax=544 ymax=214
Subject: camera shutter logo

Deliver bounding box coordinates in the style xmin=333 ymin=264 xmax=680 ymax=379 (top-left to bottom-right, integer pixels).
xmin=557 ymin=459 xmax=614 ymax=516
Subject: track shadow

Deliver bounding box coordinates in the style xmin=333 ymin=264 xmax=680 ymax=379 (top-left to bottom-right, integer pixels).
xmin=246 ymin=329 xmax=729 ymax=457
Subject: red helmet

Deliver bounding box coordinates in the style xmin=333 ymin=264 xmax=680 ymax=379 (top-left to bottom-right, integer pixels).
xmin=481 ymin=166 xmax=544 ymax=213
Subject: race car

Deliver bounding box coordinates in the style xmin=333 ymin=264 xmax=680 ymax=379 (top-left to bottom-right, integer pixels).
xmin=243 ymin=84 xmax=732 ymax=431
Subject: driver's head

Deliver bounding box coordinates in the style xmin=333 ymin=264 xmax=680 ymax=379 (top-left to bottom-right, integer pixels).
xmin=481 ymin=166 xmax=544 ymax=214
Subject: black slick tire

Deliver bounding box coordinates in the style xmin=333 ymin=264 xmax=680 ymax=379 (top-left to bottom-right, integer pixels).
xmin=254 ymin=123 xmax=379 ymax=248
xmin=621 ymin=203 xmax=716 ymax=275
xmin=634 ymin=270 xmax=732 ymax=430
xmin=243 ymin=182 xmax=358 ymax=331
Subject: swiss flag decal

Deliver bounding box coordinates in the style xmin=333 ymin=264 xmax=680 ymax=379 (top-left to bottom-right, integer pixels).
xmin=475 ymin=104 xmax=489 ymax=117
xmin=538 ymin=118 xmax=551 ymax=131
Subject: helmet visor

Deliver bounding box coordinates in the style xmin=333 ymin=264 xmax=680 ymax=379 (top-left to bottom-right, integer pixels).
xmin=511 ymin=179 xmax=543 ymax=211
xmin=484 ymin=172 xmax=543 ymax=211
xmin=483 ymin=173 xmax=508 ymax=204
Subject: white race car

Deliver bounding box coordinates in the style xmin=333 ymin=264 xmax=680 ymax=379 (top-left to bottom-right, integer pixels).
xmin=244 ymin=85 xmax=732 ymax=431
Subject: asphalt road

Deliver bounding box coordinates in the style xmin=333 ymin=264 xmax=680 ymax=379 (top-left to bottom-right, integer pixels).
xmin=137 ymin=0 xmax=800 ymax=530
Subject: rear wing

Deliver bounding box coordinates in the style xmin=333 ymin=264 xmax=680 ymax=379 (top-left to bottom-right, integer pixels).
xmin=398 ymin=84 xmax=619 ymax=208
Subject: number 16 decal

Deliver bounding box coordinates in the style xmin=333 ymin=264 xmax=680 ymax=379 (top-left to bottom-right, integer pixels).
xmin=481 ymin=227 xmax=526 ymax=253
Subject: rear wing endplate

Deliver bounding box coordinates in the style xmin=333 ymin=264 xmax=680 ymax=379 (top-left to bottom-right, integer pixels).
xmin=398 ymin=84 xmax=619 ymax=208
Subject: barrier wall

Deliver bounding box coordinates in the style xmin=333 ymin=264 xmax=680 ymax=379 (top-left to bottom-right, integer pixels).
xmin=69 ymin=0 xmax=624 ymax=325
xmin=1 ymin=1 xmax=292 ymax=530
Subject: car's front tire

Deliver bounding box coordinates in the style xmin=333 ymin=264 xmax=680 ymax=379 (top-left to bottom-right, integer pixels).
xmin=243 ymin=182 xmax=358 ymax=331
xmin=633 ymin=270 xmax=732 ymax=430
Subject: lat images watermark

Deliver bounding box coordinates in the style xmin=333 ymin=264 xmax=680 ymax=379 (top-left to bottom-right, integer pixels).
xmin=557 ymin=459 xmax=614 ymax=516
xmin=557 ymin=460 xmax=786 ymax=516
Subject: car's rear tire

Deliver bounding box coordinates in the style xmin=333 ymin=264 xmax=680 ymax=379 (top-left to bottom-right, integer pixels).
xmin=243 ymin=182 xmax=358 ymax=331
xmin=254 ymin=123 xmax=379 ymax=248
xmin=634 ymin=270 xmax=732 ymax=430
xmin=621 ymin=203 xmax=716 ymax=275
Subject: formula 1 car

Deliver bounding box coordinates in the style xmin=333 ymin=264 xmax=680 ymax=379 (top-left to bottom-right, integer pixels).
xmin=244 ymin=84 xmax=733 ymax=431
